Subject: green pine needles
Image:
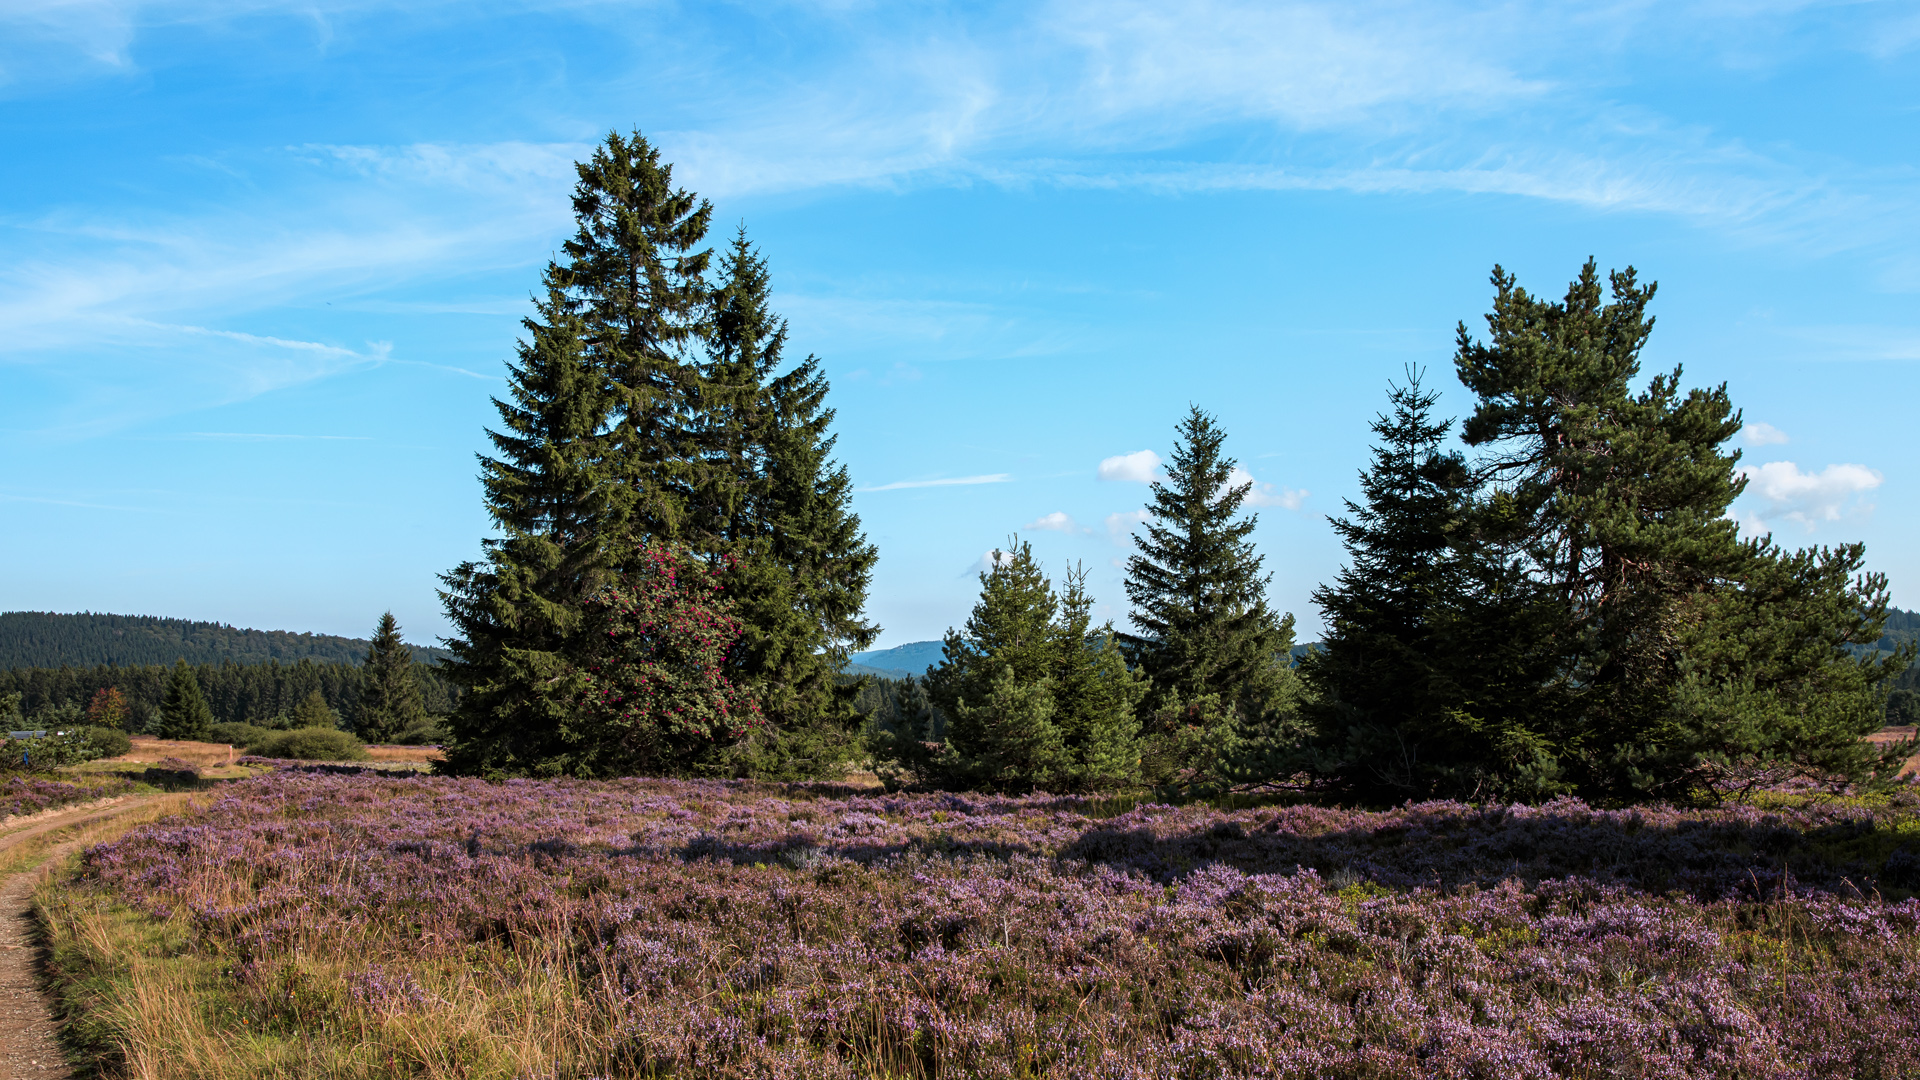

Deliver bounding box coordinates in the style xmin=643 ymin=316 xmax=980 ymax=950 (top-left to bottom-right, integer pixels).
xmin=438 ymin=131 xmax=875 ymax=780
xmin=873 ymin=540 xmax=1144 ymax=793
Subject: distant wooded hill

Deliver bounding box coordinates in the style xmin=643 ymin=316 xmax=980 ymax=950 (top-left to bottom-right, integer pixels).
xmin=0 ymin=611 xmax=451 ymax=670
xmin=848 ymin=640 xmax=946 ymax=680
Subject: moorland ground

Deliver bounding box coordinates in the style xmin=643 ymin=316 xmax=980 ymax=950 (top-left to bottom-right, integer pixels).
xmin=25 ymin=758 xmax=1920 ymax=1080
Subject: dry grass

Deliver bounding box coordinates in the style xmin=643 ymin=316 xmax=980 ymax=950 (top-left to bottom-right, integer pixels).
xmin=1870 ymin=726 xmax=1920 ymax=776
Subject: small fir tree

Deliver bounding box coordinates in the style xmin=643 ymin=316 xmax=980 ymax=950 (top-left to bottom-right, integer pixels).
xmin=290 ymin=689 xmax=339 ymax=730
xmin=358 ymin=612 xmax=427 ymax=744
xmin=1119 ymin=407 xmax=1300 ymax=786
xmin=1050 ymin=564 xmax=1146 ymax=791
xmin=927 ymin=540 xmax=1067 ymax=791
xmin=157 ymin=660 xmax=215 ymax=741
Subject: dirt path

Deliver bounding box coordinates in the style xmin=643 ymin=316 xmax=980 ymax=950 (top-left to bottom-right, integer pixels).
xmin=0 ymin=798 xmax=146 ymax=1078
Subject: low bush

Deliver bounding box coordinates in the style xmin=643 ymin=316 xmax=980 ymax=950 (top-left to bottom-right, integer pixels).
xmin=248 ymin=727 xmax=368 ymax=762
xmin=76 ymin=726 xmax=132 ymax=759
xmin=207 ymin=722 xmax=272 ymax=748
xmin=388 ymin=716 xmax=447 ymax=746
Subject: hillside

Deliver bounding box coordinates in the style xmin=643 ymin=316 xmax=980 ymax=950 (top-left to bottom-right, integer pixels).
xmin=0 ymin=611 xmax=451 ymax=670
xmin=848 ymin=640 xmax=945 ymax=679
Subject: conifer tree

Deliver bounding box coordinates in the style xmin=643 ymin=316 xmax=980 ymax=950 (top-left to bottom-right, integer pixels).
xmin=156 ymin=659 xmax=214 ymax=741
xmin=290 ymin=689 xmax=339 ymax=730
xmin=1119 ymin=407 xmax=1299 ymax=785
xmin=1302 ymin=370 xmax=1566 ymax=801
xmin=441 ymin=130 xmax=710 ymax=778
xmin=440 ymin=277 xmax=609 ymax=777
xmin=358 ymin=612 xmax=426 ymax=745
xmin=927 ymin=540 xmax=1066 ymax=791
xmin=1453 ymin=259 xmax=1902 ymax=799
xmin=695 ymin=230 xmax=879 ymax=778
xmin=1050 ymin=564 xmax=1146 ymax=791
xmin=564 ymin=130 xmax=713 ymax=544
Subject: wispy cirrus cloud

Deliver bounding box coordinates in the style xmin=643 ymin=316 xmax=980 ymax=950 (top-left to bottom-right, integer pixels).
xmin=859 ymin=473 xmax=1012 ymax=492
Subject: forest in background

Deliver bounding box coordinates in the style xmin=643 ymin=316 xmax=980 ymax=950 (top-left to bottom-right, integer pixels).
xmin=0 ymin=611 xmax=451 ymax=669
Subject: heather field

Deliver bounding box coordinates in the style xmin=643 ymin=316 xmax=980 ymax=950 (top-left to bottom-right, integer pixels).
xmin=0 ymin=774 xmax=135 ymax=821
xmin=37 ymin=771 xmax=1920 ymax=1079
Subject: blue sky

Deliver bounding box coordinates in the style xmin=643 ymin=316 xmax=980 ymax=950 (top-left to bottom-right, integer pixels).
xmin=3 ymin=0 xmax=1917 ymax=649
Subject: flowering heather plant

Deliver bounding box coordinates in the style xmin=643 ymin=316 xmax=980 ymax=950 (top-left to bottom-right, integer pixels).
xmin=56 ymin=774 xmax=1920 ymax=1078
xmin=0 ymin=774 xmax=134 ymax=818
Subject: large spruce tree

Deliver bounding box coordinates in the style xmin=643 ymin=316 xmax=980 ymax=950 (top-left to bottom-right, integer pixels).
xmin=697 ymin=231 xmax=879 ymax=778
xmin=442 ymin=132 xmax=876 ymax=780
xmin=1120 ymin=407 xmax=1299 ymax=786
xmin=439 ymin=276 xmax=612 ymax=776
xmin=358 ymin=612 xmax=427 ymax=744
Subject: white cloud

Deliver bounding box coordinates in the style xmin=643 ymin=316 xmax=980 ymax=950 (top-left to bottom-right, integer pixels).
xmin=1105 ymin=508 xmax=1149 ymax=544
xmin=1737 ymin=460 xmax=1882 ymax=528
xmin=972 ymin=548 xmax=1019 ymax=574
xmin=1098 ymin=449 xmax=1161 ymax=483
xmin=859 ymin=473 xmax=1012 ymax=492
xmin=1742 ymin=422 xmax=1790 ymax=446
xmin=1226 ymin=465 xmax=1308 ymax=510
xmin=1024 ymin=511 xmax=1080 ymax=532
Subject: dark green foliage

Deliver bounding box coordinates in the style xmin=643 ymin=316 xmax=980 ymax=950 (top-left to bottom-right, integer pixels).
xmin=0 ymin=659 xmax=455 ymax=734
xmin=289 ymin=689 xmax=340 ymax=731
xmin=208 ymin=722 xmax=273 ymax=749
xmin=76 ymin=725 xmax=131 ymax=759
xmin=0 ymin=610 xmax=450 ymax=669
xmin=881 ymin=541 xmax=1143 ymax=793
xmin=441 ymin=134 xmax=875 ymax=781
xmin=697 ymin=232 xmax=878 ymax=780
xmin=156 ymin=660 xmax=215 ymax=741
xmin=1450 ymin=259 xmax=1904 ymax=801
xmin=358 ymin=612 xmax=427 ymax=744
xmin=1119 ymin=407 xmax=1301 ymax=787
xmin=1888 ymin=689 xmax=1920 ymax=726
xmin=1666 ymin=541 xmax=1913 ymax=799
xmin=0 ymin=728 xmax=118 ymax=771
xmin=250 ymin=727 xmax=369 ymax=761
xmin=1301 ymin=369 xmax=1569 ymax=802
xmin=440 ymin=129 xmax=714 ymax=779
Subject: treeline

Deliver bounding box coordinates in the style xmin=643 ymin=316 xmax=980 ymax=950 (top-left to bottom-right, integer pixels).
xmin=0 ymin=657 xmax=456 ymax=734
xmin=0 ymin=611 xmax=451 ymax=670
xmin=434 ymin=131 xmax=1907 ymax=805
xmin=863 ymin=266 xmax=1908 ymax=804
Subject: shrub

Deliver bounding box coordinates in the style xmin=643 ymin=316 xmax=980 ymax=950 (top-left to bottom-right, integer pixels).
xmin=208 ymin=722 xmax=273 ymax=748
xmin=76 ymin=725 xmax=131 ymax=759
xmin=249 ymin=727 xmax=369 ymax=761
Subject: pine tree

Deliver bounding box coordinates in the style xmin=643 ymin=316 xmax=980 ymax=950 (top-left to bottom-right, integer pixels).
xmin=698 ymin=230 xmax=879 ymax=779
xmin=441 ymin=129 xmax=710 ymax=778
xmin=290 ymin=689 xmax=339 ymax=730
xmin=358 ymin=612 xmax=427 ymax=745
xmin=1451 ymin=259 xmax=1899 ymax=800
xmin=1050 ymin=564 xmax=1146 ymax=791
xmin=156 ymin=659 xmax=214 ymax=741
xmin=926 ymin=540 xmax=1066 ymax=791
xmin=1301 ymin=369 xmax=1567 ymax=801
xmin=439 ymin=276 xmax=609 ymax=777
xmin=1119 ymin=406 xmax=1299 ymax=786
